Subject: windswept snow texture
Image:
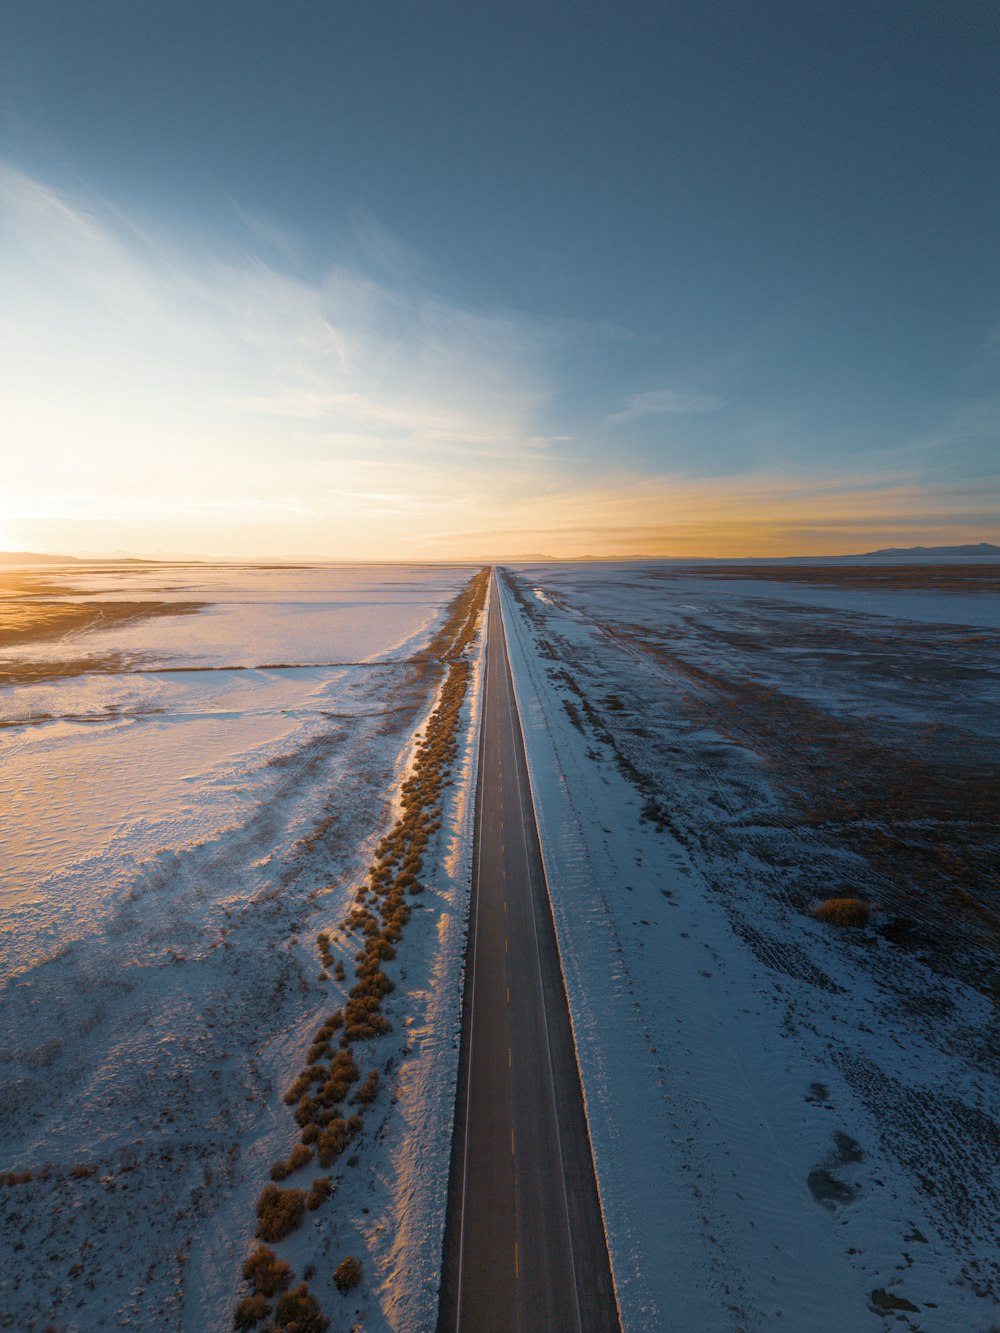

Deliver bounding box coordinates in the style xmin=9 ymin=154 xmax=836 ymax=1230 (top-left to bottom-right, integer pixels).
xmin=499 ymin=562 xmax=1000 ymax=1333
xmin=0 ymin=563 xmax=474 ymax=1331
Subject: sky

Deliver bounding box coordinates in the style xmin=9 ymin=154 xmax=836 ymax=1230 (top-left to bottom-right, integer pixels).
xmin=1 ymin=0 xmax=998 ymax=559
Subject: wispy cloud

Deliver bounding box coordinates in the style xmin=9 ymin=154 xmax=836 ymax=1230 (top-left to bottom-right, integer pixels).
xmin=605 ymin=389 xmax=727 ymax=423
xmin=2 ymin=163 xmax=995 ymax=560
xmin=0 ymin=163 xmax=570 ymax=474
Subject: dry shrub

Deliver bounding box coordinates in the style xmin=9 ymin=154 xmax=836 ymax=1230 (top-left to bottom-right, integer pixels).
xmin=316 ymin=1119 xmax=349 ymax=1167
xmin=274 ymin=1283 xmax=329 ymax=1333
xmin=242 ymin=1245 xmax=291 ymax=1297
xmin=233 ymin=1292 xmax=270 ymax=1329
xmin=307 ymin=1175 xmax=332 ymax=1210
xmin=283 ymin=1073 xmax=310 ymax=1105
xmin=812 ymin=897 xmax=871 ymax=927
xmin=333 ymin=1255 xmax=362 ymax=1294
xmin=255 ymin=1185 xmax=307 ymax=1242
xmin=270 ymin=1142 xmax=312 ymax=1180
xmin=354 ymin=1070 xmax=378 ymax=1104
xmin=70 ymin=1164 xmax=97 ymax=1179
xmin=287 ymin=1143 xmax=312 ymax=1171
xmin=294 ymin=1096 xmax=320 ymax=1128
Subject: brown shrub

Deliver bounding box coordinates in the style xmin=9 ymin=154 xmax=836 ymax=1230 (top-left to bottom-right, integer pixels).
xmin=294 ymin=1096 xmax=320 ymax=1128
xmin=812 ymin=897 xmax=871 ymax=927
xmin=242 ymin=1245 xmax=291 ymax=1296
xmin=233 ymin=1292 xmax=270 ymax=1329
xmin=333 ymin=1255 xmax=362 ymax=1294
xmin=255 ymin=1186 xmax=307 ymax=1242
xmin=354 ymin=1070 xmax=378 ymax=1104
xmin=70 ymin=1164 xmax=97 ymax=1179
xmin=283 ymin=1074 xmax=310 ymax=1105
xmin=316 ymin=1119 xmax=349 ymax=1167
xmin=307 ymin=1176 xmax=332 ymax=1210
xmin=287 ymin=1143 xmax=312 ymax=1171
xmin=271 ymin=1143 xmax=312 ymax=1179
xmin=274 ymin=1283 xmax=329 ymax=1333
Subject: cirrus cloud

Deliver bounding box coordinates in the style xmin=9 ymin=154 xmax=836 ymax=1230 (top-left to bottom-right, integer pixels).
xmin=605 ymin=389 xmax=727 ymax=423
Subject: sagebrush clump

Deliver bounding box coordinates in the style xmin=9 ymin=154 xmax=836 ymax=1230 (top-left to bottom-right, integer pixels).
xmin=812 ymin=897 xmax=871 ymax=927
xmin=333 ymin=1255 xmax=362 ymax=1293
xmin=242 ymin=1245 xmax=291 ymax=1296
xmin=274 ymin=1283 xmax=328 ymax=1332
xmin=233 ymin=1293 xmax=270 ymax=1330
xmin=255 ymin=1186 xmax=307 ymax=1242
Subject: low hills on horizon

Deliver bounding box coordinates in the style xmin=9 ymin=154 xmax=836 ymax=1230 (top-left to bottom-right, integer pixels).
xmin=1 ymin=542 xmax=999 ymax=566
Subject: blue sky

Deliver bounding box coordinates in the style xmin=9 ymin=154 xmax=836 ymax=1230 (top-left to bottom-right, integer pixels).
xmin=1 ymin=0 xmax=998 ymax=557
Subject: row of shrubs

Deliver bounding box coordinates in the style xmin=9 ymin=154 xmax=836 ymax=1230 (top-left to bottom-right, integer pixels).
xmin=233 ymin=568 xmax=490 ymax=1330
xmin=1 ymin=1161 xmax=98 ymax=1187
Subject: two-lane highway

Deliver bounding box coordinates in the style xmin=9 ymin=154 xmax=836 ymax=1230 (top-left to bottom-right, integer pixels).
xmin=438 ymin=570 xmax=620 ymax=1333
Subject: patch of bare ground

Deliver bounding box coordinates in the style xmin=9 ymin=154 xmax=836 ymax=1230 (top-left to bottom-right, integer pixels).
xmin=0 ymin=587 xmax=208 ymax=651
xmin=630 ymin=644 xmax=1000 ymax=993
xmin=652 ymin=562 xmax=1000 ymax=593
xmin=0 ymin=579 xmax=209 ymax=685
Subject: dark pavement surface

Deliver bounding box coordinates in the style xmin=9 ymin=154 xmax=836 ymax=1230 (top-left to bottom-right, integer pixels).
xmin=438 ymin=571 xmax=620 ymax=1333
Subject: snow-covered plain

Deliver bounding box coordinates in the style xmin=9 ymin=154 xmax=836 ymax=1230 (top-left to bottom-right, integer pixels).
xmin=499 ymin=562 xmax=1000 ymax=1333
xmin=0 ymin=562 xmax=482 ymax=1331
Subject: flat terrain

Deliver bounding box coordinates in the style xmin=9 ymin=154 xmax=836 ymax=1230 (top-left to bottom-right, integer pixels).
xmin=0 ymin=562 xmax=483 ymax=1331
xmin=439 ymin=574 xmax=618 ymax=1333
xmin=499 ymin=560 xmax=1000 ymax=1331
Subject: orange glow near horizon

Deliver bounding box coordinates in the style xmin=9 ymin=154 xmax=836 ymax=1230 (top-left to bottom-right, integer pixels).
xmin=2 ymin=164 xmax=995 ymax=567
xmin=1 ymin=469 xmax=994 ymax=563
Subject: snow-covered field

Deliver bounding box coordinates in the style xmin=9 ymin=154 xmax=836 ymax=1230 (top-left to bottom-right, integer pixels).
xmin=5 ymin=556 xmax=997 ymax=1332
xmin=499 ymin=561 xmax=1000 ymax=1333
xmin=0 ymin=562 xmax=483 ymax=1331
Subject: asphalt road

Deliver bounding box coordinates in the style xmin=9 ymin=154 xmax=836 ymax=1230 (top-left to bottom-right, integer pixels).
xmin=438 ymin=571 xmax=620 ymax=1333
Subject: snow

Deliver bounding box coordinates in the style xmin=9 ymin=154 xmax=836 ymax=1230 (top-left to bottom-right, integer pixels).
xmin=2 ymin=562 xmax=466 ymax=669
xmin=4 ymin=554 xmax=996 ymax=1330
xmin=0 ymin=562 xmax=482 ymax=1332
xmin=498 ymin=563 xmax=1000 ymax=1332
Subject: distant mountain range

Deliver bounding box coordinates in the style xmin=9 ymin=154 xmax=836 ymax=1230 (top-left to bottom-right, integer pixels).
xmin=3 ymin=542 xmax=999 ymax=565
xmin=0 ymin=551 xmax=81 ymax=564
xmin=858 ymin=543 xmax=1000 ymax=558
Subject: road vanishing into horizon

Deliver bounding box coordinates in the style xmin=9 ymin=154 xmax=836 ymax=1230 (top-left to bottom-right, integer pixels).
xmin=438 ymin=569 xmax=620 ymax=1333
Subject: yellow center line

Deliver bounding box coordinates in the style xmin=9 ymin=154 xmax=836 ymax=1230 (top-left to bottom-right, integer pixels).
xmin=511 ymin=1127 xmax=515 ymax=1156
xmin=514 ymin=1241 xmax=519 ymax=1279
xmin=508 ymin=1046 xmax=512 ymax=1067
xmin=506 ymin=986 xmax=510 ymax=1006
